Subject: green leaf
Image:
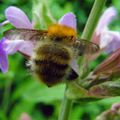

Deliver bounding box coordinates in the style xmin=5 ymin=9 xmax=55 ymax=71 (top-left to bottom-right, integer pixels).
xmin=12 ymin=78 xmax=37 ymax=101
xmin=12 ymin=75 xmax=65 ymax=103
xmin=66 ymin=82 xmax=101 ymax=102
xmin=66 ymin=82 xmax=88 ymax=100
xmin=23 ymin=83 xmax=65 ymax=103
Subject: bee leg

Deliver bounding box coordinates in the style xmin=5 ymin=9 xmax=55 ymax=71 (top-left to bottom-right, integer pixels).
xmin=67 ymin=69 xmax=78 ymax=81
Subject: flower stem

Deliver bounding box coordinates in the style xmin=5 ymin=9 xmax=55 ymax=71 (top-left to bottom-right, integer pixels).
xmin=58 ymin=87 xmax=73 ymax=120
xmin=2 ymin=78 xmax=12 ymax=115
xmin=58 ymin=0 xmax=106 ymax=120
xmin=81 ymin=0 xmax=106 ymax=40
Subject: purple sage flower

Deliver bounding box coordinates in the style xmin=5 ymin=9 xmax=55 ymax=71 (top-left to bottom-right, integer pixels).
xmin=5 ymin=6 xmax=32 ymax=29
xmin=0 ymin=6 xmax=34 ymax=72
xmin=1 ymin=6 xmax=34 ymax=56
xmin=91 ymin=7 xmax=120 ymax=76
xmin=92 ymin=7 xmax=120 ymax=54
xmin=58 ymin=12 xmax=77 ymax=30
xmin=0 ymin=38 xmax=8 ymax=73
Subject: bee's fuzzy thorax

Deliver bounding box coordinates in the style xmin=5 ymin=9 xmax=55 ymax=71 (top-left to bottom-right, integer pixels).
xmin=47 ymin=24 xmax=77 ymax=37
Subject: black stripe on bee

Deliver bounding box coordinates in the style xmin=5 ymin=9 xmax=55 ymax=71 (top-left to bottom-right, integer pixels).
xmin=67 ymin=69 xmax=78 ymax=80
xmin=34 ymin=60 xmax=68 ymax=70
xmin=40 ymin=68 xmax=65 ymax=78
xmin=33 ymin=60 xmax=69 ymax=86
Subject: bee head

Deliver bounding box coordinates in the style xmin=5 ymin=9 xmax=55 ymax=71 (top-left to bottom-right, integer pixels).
xmin=47 ymin=24 xmax=77 ymax=44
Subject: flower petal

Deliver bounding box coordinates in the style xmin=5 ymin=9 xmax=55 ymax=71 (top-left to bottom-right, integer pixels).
xmin=0 ymin=46 xmax=8 ymax=73
xmin=70 ymin=59 xmax=79 ymax=75
xmin=3 ymin=40 xmax=25 ymax=54
xmin=96 ymin=7 xmax=117 ymax=35
xmin=99 ymin=29 xmax=113 ymax=50
xmin=58 ymin=12 xmax=77 ymax=30
xmin=111 ymin=103 xmax=120 ymax=111
xmin=3 ymin=40 xmax=34 ymax=56
xmin=100 ymin=31 xmax=120 ymax=53
xmin=106 ymin=31 xmax=120 ymax=53
xmin=0 ymin=37 xmax=7 ymax=45
xmin=5 ymin=6 xmax=32 ymax=29
xmin=18 ymin=41 xmax=34 ymax=56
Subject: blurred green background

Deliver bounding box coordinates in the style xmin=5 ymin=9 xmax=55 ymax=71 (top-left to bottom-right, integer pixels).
xmin=0 ymin=0 xmax=120 ymax=120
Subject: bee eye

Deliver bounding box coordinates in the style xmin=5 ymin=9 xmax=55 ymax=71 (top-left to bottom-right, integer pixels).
xmin=71 ymin=36 xmax=74 ymax=39
xmin=54 ymin=37 xmax=62 ymax=42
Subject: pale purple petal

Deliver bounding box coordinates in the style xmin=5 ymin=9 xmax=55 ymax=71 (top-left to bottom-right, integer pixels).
xmin=111 ymin=103 xmax=120 ymax=111
xmin=58 ymin=12 xmax=77 ymax=30
xmin=70 ymin=59 xmax=79 ymax=75
xmin=99 ymin=29 xmax=113 ymax=49
xmin=5 ymin=6 xmax=32 ymax=29
xmin=99 ymin=30 xmax=120 ymax=53
xmin=96 ymin=7 xmax=117 ymax=35
xmin=104 ymin=31 xmax=120 ymax=53
xmin=0 ymin=37 xmax=7 ymax=45
xmin=0 ymin=38 xmax=8 ymax=73
xmin=0 ymin=48 xmax=8 ymax=73
xmin=3 ymin=40 xmax=34 ymax=56
xmin=3 ymin=40 xmax=25 ymax=54
xmin=18 ymin=41 xmax=34 ymax=56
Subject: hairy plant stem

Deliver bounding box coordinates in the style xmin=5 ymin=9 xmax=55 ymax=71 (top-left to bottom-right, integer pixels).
xmin=58 ymin=0 xmax=106 ymax=120
xmin=58 ymin=86 xmax=73 ymax=120
xmin=80 ymin=0 xmax=106 ymax=78
xmin=81 ymin=0 xmax=106 ymax=40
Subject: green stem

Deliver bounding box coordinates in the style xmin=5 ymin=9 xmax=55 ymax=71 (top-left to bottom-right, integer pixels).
xmin=80 ymin=0 xmax=106 ymax=81
xmin=58 ymin=87 xmax=73 ymax=120
xmin=58 ymin=0 xmax=106 ymax=120
xmin=81 ymin=0 xmax=106 ymax=40
xmin=2 ymin=78 xmax=12 ymax=114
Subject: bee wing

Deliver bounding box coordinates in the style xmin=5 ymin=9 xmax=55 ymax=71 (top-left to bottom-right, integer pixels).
xmin=4 ymin=29 xmax=47 ymax=59
xmin=73 ymin=39 xmax=99 ymax=55
xmin=4 ymin=29 xmax=47 ymax=41
xmin=67 ymin=59 xmax=80 ymax=80
xmin=70 ymin=59 xmax=79 ymax=75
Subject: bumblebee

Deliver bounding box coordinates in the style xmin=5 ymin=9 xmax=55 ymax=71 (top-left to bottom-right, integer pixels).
xmin=4 ymin=24 xmax=99 ymax=87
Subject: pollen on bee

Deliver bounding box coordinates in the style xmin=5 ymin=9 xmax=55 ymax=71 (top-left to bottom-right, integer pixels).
xmin=47 ymin=24 xmax=77 ymax=37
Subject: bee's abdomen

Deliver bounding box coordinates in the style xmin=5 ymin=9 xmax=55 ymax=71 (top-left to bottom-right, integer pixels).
xmin=34 ymin=60 xmax=69 ymax=86
xmin=32 ymin=43 xmax=72 ymax=86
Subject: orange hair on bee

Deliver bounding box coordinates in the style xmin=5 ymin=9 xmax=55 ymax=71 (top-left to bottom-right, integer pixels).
xmin=47 ymin=24 xmax=77 ymax=37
